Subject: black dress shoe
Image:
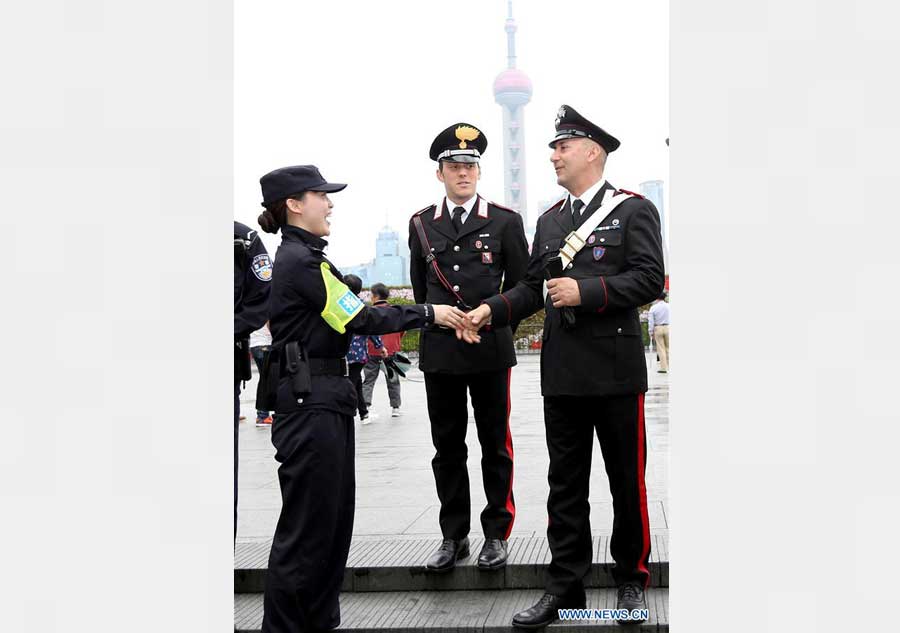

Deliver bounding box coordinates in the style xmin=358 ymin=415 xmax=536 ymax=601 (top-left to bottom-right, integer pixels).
xmin=512 ymin=592 xmax=585 ymax=630
xmin=615 ymin=583 xmax=647 ymax=624
xmin=477 ymin=538 xmax=508 ymax=570
xmin=425 ymin=537 xmax=470 ymax=572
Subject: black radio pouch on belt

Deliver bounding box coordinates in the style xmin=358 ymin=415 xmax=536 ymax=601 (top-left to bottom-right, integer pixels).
xmin=235 ymin=338 xmax=252 ymax=382
xmin=543 ymin=255 xmax=577 ymax=331
xmin=284 ymin=341 xmax=312 ymax=401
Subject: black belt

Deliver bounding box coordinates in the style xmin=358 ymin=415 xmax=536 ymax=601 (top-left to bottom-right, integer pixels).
xmin=308 ymin=357 xmax=349 ymax=377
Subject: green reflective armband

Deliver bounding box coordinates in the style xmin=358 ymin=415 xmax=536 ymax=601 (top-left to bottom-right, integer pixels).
xmin=319 ymin=262 xmax=364 ymax=333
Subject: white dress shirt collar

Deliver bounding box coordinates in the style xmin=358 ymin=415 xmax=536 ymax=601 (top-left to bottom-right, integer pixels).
xmin=446 ymin=194 xmax=478 ymax=223
xmin=567 ymin=179 xmax=607 ymax=214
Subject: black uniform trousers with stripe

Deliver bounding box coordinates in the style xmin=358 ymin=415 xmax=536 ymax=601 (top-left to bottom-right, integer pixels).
xmin=424 ymin=368 xmax=516 ymax=541
xmin=262 ymin=408 xmax=355 ymax=633
xmin=544 ymin=392 xmax=651 ymax=600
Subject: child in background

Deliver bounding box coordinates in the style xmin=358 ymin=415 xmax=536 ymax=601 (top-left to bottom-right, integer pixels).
xmin=343 ymin=275 xmax=384 ymax=424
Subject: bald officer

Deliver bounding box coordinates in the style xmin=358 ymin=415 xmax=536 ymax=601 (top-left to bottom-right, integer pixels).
xmin=465 ymin=105 xmax=665 ymax=628
xmin=408 ymin=123 xmax=529 ymax=572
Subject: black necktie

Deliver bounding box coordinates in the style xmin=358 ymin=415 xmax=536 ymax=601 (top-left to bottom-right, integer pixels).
xmin=572 ymin=199 xmax=585 ymax=228
xmin=451 ymin=206 xmax=465 ymax=234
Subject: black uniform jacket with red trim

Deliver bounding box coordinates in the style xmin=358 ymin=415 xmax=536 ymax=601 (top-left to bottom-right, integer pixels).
xmin=484 ymin=181 xmax=665 ymax=397
xmin=408 ymin=194 xmax=529 ymax=374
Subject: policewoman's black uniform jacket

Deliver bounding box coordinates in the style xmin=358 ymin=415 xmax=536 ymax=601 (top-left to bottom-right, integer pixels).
xmin=484 ymin=182 xmax=665 ymax=396
xmin=234 ymin=221 xmax=272 ymax=339
xmin=408 ymin=195 xmax=529 ymax=374
xmin=268 ymin=225 xmax=434 ymax=415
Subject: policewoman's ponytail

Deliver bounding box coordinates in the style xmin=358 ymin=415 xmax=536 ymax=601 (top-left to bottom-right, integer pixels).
xmin=258 ymin=200 xmax=288 ymax=234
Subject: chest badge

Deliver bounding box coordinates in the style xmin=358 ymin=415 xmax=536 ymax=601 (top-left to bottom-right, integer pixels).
xmin=482 ymin=252 xmax=493 ymax=264
xmin=592 ymin=246 xmax=606 ymax=261
xmin=587 ymin=234 xmax=596 ymax=245
xmin=475 ymin=240 xmax=483 ymax=249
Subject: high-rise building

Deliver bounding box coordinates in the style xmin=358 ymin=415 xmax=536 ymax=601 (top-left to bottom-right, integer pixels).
xmin=493 ymin=0 xmax=532 ymax=227
xmin=340 ymin=225 xmax=409 ymax=287
xmin=371 ymin=225 xmax=407 ymax=286
xmin=639 ymin=179 xmax=668 ymax=273
xmin=639 ymin=180 xmax=665 ymax=233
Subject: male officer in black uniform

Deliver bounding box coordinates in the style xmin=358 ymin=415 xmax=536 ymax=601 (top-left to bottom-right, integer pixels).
xmin=408 ymin=123 xmax=530 ymax=572
xmin=234 ymin=220 xmax=272 ymax=539
xmin=465 ymin=106 xmax=665 ymax=628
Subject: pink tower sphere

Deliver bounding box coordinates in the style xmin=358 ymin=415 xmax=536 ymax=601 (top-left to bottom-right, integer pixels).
xmin=493 ymin=68 xmax=533 ymax=99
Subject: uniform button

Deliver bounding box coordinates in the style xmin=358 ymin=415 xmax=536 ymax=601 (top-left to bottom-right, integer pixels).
xmin=453 ymin=245 xmax=460 ymax=252
xmin=566 ymin=263 xmax=573 ymax=270
xmin=452 ymin=285 xmax=460 ymax=292
xmin=484 ymin=245 xmax=489 ymax=250
xmin=600 ymin=238 xmax=606 ymax=243
xmin=430 ymin=247 xmax=435 ymax=252
xmin=617 ymin=327 xmax=623 ymax=334
xmin=453 ymin=264 xmax=460 ymax=271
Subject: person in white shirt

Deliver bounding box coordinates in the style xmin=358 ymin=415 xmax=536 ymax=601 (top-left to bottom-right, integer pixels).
xmin=648 ymin=293 xmax=670 ymax=373
xmin=249 ymin=323 xmax=273 ymax=425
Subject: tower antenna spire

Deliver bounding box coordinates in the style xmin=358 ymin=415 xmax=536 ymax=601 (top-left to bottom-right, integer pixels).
xmin=505 ymin=0 xmax=517 ymax=69
xmin=493 ymin=0 xmax=532 ymax=228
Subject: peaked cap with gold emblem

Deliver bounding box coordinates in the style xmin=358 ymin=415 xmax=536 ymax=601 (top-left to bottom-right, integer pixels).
xmin=429 ymin=122 xmax=488 ymax=163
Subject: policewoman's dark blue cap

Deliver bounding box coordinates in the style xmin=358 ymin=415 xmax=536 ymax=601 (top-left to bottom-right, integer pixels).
xmin=549 ymin=104 xmax=620 ymax=153
xmin=429 ymin=123 xmax=488 ymax=163
xmin=259 ymin=165 xmax=347 ymax=206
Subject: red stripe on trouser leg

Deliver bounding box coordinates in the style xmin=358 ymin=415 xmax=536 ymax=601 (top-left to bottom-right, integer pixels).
xmin=636 ymin=392 xmax=651 ymax=587
xmin=502 ymin=367 xmax=516 ymax=539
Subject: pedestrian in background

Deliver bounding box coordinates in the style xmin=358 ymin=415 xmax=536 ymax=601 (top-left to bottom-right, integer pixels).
xmin=362 ymin=282 xmax=404 ymax=418
xmin=250 ymin=322 xmax=274 ymax=426
xmin=648 ymin=292 xmax=670 ymax=373
xmin=344 ymin=274 xmax=385 ymax=424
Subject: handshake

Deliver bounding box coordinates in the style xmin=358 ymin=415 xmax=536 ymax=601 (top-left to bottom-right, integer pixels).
xmin=431 ymin=304 xmax=493 ymax=345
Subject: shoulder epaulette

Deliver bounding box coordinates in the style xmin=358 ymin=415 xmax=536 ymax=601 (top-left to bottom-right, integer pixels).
xmin=617 ymin=188 xmax=645 ymax=199
xmin=411 ymin=204 xmax=436 ymax=219
xmin=489 ymin=200 xmax=517 ymax=213
xmin=234 ymin=221 xmax=257 ymax=245
xmin=541 ymin=199 xmax=565 ymax=216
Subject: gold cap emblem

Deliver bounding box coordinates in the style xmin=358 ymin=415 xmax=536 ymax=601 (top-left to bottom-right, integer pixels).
xmin=455 ymin=125 xmax=480 ymax=149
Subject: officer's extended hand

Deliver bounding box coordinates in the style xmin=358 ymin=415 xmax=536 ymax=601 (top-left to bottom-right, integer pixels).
xmin=455 ymin=304 xmax=492 ymax=344
xmin=466 ymin=304 xmax=492 ymax=329
xmin=433 ymin=305 xmax=467 ymax=330
xmin=546 ymin=277 xmax=582 ymax=307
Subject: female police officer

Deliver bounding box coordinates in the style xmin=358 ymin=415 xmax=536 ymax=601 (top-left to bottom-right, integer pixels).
xmin=255 ymin=165 xmax=466 ymax=633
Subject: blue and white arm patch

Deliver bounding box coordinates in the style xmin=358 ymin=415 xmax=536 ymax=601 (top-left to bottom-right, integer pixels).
xmin=337 ymin=290 xmax=363 ymax=315
xmin=251 ymin=254 xmax=273 ymax=282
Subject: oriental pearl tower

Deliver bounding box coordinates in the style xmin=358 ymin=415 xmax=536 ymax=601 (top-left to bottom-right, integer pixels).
xmin=493 ymin=0 xmax=533 ymax=228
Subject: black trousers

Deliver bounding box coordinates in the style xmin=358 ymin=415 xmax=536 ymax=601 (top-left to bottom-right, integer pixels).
xmin=544 ymin=393 xmax=651 ymax=599
xmin=424 ymin=369 xmax=515 ymax=540
xmin=347 ymin=362 xmax=368 ymax=418
xmin=262 ymin=408 xmax=355 ymax=633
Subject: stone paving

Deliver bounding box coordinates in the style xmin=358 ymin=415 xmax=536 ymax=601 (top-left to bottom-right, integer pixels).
xmin=237 ymin=352 xmax=668 ymax=544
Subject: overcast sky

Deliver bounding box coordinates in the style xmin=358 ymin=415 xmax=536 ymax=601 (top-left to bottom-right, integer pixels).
xmin=235 ymin=0 xmax=668 ymax=268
